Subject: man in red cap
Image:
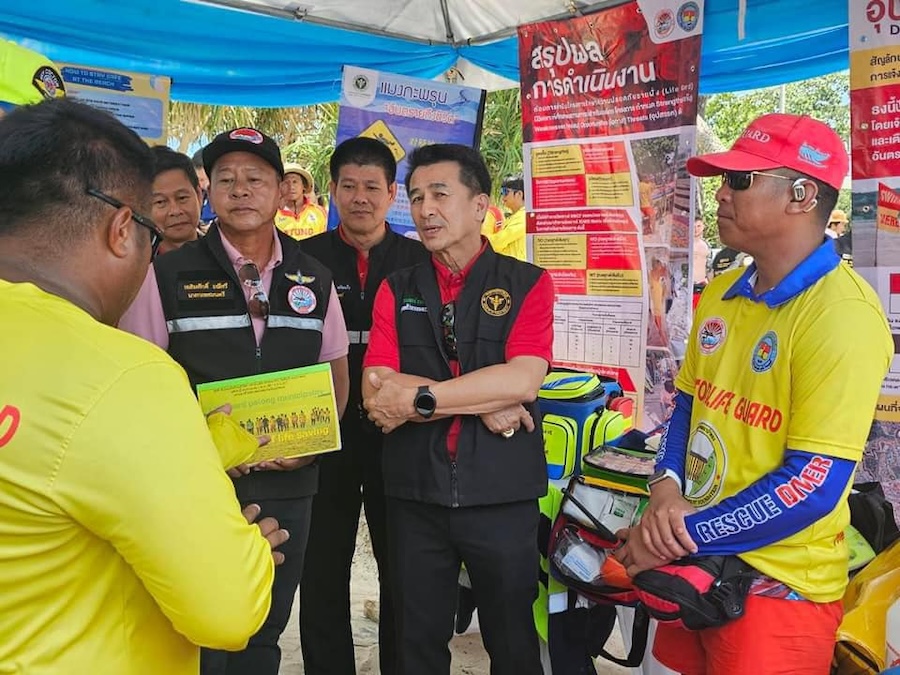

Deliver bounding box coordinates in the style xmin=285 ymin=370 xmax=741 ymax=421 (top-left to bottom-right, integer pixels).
xmin=616 ymin=114 xmax=892 ymax=673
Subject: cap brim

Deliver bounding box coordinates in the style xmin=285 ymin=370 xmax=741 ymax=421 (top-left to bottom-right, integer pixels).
xmin=687 ymin=149 xmax=782 ymax=177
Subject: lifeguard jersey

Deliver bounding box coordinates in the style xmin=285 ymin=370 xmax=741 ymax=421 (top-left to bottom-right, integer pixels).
xmin=674 ymin=245 xmax=891 ymax=602
xmin=275 ymin=202 xmax=327 ymax=240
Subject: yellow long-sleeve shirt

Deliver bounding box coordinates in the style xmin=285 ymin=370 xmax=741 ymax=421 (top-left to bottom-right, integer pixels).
xmin=0 ymin=280 xmax=274 ymax=674
xmin=488 ymin=207 xmax=526 ymax=260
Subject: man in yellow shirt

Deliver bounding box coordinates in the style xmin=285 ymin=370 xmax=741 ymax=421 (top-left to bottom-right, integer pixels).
xmin=490 ymin=175 xmax=527 ymax=260
xmin=617 ymin=114 xmax=892 ymax=674
xmin=275 ymin=162 xmax=328 ymax=240
xmin=0 ymin=98 xmax=284 ymax=674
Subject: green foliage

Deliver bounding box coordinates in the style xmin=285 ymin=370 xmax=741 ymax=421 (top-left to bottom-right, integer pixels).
xmin=281 ymin=103 xmax=339 ymax=197
xmin=697 ymin=73 xmax=850 ymax=244
xmin=478 ymin=88 xmax=524 ymax=201
xmin=168 ymin=102 xmax=314 ymax=154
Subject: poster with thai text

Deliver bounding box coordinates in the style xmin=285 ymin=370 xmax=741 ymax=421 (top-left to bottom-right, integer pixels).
xmin=850 ymin=0 xmax=900 ymax=510
xmin=59 ymin=63 xmax=170 ymax=145
xmin=333 ymin=66 xmax=486 ymax=236
xmin=519 ymin=0 xmax=702 ymax=429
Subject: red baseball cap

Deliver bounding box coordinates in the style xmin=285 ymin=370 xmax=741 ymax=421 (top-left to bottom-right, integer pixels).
xmin=687 ymin=113 xmax=848 ymax=190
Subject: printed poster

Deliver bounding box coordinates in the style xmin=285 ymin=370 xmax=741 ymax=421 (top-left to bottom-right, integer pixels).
xmin=333 ymin=66 xmax=487 ymax=236
xmin=519 ymin=0 xmax=702 ymax=429
xmin=196 ymin=363 xmax=341 ymax=463
xmin=850 ymin=0 xmax=900 ymax=510
xmin=59 ymin=63 xmax=170 ymax=145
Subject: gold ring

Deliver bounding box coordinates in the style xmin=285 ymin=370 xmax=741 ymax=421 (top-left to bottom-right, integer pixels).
xmin=501 ymin=428 xmax=515 ymax=438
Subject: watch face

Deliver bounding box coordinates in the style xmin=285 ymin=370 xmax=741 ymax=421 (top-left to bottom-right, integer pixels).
xmin=415 ymin=389 xmax=436 ymax=416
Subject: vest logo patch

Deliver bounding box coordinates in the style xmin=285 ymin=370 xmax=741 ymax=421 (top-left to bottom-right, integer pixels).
xmin=481 ymin=288 xmax=511 ymax=317
xmin=287 ymin=285 xmax=317 ymax=314
xmin=177 ymin=279 xmax=233 ymax=301
xmin=698 ymin=317 xmax=726 ymax=355
xmin=751 ymin=331 xmax=778 ymax=373
xmin=400 ymin=296 xmax=428 ymax=313
xmin=285 ymin=271 xmax=315 ymax=285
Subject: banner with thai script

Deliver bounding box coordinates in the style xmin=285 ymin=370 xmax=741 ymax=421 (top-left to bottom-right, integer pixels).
xmin=850 ymin=0 xmax=900 ymax=510
xmin=59 ymin=63 xmax=170 ymax=145
xmin=519 ymin=0 xmax=702 ymax=430
xmin=332 ymin=66 xmax=486 ymax=236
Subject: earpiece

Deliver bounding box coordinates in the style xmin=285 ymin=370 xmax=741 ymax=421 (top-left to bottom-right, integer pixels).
xmin=791 ymin=179 xmax=807 ymax=202
xmin=801 ymin=198 xmax=818 ymax=213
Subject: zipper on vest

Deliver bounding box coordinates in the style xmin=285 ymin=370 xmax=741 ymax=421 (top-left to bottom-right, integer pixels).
xmin=450 ymin=460 xmax=459 ymax=508
xmin=255 ymin=347 xmax=262 ymax=373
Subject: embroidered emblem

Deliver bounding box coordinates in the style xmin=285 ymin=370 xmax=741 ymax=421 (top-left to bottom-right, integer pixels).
xmin=685 ymin=421 xmax=727 ymax=508
xmin=287 ymin=285 xmax=317 ymax=315
xmin=698 ymin=317 xmax=727 ymax=355
xmin=229 ymin=128 xmax=263 ymax=144
xmin=481 ymin=288 xmax=512 ymax=317
xmin=284 ymin=271 xmax=316 ymax=284
xmin=32 ymin=66 xmax=65 ymax=100
xmin=751 ymin=331 xmax=778 ymax=373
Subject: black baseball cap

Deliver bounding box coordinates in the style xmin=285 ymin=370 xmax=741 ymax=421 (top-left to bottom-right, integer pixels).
xmin=202 ymin=127 xmax=284 ymax=178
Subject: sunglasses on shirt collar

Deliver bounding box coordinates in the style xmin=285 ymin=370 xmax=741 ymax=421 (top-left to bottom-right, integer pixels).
xmin=238 ymin=259 xmax=270 ymax=320
xmin=441 ymin=301 xmax=458 ymax=360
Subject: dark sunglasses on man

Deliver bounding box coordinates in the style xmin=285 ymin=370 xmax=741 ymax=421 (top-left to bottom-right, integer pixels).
xmin=86 ymin=188 xmax=163 ymax=259
xmin=720 ymin=170 xmax=797 ymax=191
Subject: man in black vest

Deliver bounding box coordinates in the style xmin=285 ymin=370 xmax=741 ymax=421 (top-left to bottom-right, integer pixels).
xmin=118 ymin=127 xmax=350 ymax=675
xmin=362 ymin=144 xmax=554 ymax=675
xmin=298 ymin=137 xmax=428 ymax=675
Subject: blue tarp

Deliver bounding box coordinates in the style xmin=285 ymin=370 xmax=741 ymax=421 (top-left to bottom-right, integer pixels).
xmin=0 ymin=0 xmax=849 ymax=106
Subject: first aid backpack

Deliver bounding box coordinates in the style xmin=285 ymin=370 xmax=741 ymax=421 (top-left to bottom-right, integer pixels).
xmin=539 ymin=368 xmax=631 ymax=481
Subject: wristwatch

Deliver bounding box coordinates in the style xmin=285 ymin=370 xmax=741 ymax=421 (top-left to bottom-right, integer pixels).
xmin=647 ymin=469 xmax=682 ymax=491
xmin=414 ymin=385 xmax=437 ymax=419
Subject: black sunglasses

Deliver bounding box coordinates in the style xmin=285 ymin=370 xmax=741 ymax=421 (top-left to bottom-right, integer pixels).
xmin=720 ymin=170 xmax=796 ymax=191
xmin=87 ymin=188 xmax=163 ymax=259
xmin=441 ymin=301 xmax=457 ymax=361
xmin=238 ymin=260 xmax=270 ymax=319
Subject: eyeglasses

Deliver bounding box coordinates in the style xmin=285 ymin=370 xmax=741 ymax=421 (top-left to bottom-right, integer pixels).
xmin=238 ymin=260 xmax=270 ymax=319
xmin=441 ymin=301 xmax=457 ymax=361
xmin=720 ymin=170 xmax=796 ymax=191
xmin=86 ymin=188 xmax=163 ymax=259
xmin=500 ymin=187 xmax=510 ymax=196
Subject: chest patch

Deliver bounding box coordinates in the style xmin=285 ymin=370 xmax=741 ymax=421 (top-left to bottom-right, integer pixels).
xmin=481 ymin=288 xmax=511 ymax=317
xmin=400 ymin=296 xmax=428 ymax=313
xmin=698 ymin=317 xmax=727 ymax=355
xmin=287 ymin=285 xmax=317 ymax=314
xmin=176 ymin=279 xmax=234 ymax=302
xmin=751 ymin=331 xmax=778 ymax=373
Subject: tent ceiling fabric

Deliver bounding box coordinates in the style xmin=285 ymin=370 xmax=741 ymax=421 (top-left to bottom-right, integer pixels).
xmin=0 ymin=0 xmax=848 ymax=107
xmin=199 ymin=0 xmax=611 ymax=45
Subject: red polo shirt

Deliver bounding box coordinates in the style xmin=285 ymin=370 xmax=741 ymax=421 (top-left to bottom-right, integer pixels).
xmin=364 ymin=242 xmax=554 ymax=457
